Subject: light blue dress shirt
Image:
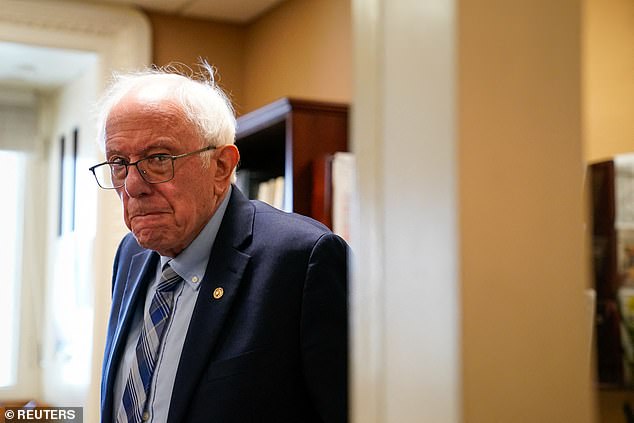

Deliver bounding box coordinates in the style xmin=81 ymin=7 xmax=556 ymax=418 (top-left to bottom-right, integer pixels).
xmin=113 ymin=187 xmax=232 ymax=422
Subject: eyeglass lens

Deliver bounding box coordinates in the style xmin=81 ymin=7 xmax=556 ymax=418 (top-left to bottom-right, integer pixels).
xmin=97 ymin=156 xmax=174 ymax=188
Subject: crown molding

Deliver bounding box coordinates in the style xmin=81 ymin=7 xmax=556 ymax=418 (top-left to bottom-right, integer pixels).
xmin=0 ymin=0 xmax=146 ymax=34
xmin=0 ymin=0 xmax=151 ymax=67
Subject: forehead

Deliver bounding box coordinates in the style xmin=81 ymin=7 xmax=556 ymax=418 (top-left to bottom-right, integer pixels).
xmin=105 ymin=94 xmax=198 ymax=154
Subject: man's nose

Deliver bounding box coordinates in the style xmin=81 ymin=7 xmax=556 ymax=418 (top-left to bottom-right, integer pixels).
xmin=124 ymin=164 xmax=151 ymax=197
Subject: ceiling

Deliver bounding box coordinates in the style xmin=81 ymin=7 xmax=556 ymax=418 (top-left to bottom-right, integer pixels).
xmin=80 ymin=0 xmax=287 ymax=23
xmin=0 ymin=0 xmax=285 ymax=95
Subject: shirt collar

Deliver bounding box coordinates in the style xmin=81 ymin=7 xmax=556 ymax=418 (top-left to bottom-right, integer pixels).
xmin=160 ymin=186 xmax=232 ymax=291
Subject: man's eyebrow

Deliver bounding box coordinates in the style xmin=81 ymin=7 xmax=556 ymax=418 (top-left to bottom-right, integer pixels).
xmin=106 ymin=142 xmax=174 ymax=158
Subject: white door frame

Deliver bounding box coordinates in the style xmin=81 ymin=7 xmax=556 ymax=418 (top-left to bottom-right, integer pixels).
xmin=0 ymin=2 xmax=150 ymax=421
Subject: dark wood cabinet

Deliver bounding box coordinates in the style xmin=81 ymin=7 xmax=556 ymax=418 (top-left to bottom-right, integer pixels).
xmin=235 ymin=98 xmax=348 ymax=226
xmin=591 ymin=160 xmax=623 ymax=387
xmin=590 ymin=159 xmax=634 ymax=389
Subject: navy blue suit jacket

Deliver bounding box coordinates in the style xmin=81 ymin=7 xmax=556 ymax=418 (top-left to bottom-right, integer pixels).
xmin=100 ymin=187 xmax=348 ymax=422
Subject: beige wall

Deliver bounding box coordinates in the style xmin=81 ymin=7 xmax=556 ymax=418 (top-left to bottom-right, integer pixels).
xmin=583 ymin=0 xmax=634 ymax=163
xmin=147 ymin=12 xmax=246 ymax=112
xmin=148 ymin=0 xmax=351 ymax=115
xmin=459 ymin=0 xmax=594 ymax=421
xmin=243 ymin=0 xmax=351 ymax=112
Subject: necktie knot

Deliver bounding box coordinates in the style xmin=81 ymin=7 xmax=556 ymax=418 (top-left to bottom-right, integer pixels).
xmin=158 ymin=264 xmax=182 ymax=292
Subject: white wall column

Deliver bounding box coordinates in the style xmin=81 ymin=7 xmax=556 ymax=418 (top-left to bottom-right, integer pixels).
xmin=351 ymin=0 xmax=460 ymax=421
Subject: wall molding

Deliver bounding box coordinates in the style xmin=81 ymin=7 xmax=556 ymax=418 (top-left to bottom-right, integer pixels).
xmin=0 ymin=0 xmax=150 ymax=40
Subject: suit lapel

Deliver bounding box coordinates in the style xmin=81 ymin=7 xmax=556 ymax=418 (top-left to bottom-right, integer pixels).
xmin=168 ymin=187 xmax=254 ymax=423
xmin=103 ymin=249 xmax=157 ymax=419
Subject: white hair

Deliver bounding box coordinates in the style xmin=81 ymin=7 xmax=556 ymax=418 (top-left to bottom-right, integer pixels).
xmin=95 ymin=61 xmax=236 ymax=168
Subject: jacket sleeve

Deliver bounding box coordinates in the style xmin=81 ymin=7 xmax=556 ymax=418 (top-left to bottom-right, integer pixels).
xmin=300 ymin=232 xmax=349 ymax=423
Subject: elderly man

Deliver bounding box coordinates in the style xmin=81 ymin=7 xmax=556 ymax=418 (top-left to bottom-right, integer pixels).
xmin=90 ymin=65 xmax=348 ymax=423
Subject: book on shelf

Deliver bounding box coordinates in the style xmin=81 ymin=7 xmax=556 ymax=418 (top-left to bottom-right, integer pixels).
xmin=331 ymin=152 xmax=355 ymax=243
xmin=272 ymin=176 xmax=284 ymax=210
xmin=256 ymin=176 xmax=285 ymax=210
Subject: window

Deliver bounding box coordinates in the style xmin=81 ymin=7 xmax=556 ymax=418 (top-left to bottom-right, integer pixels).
xmin=0 ymin=150 xmax=25 ymax=387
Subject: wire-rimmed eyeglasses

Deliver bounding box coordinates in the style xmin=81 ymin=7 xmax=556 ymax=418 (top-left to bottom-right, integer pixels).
xmin=88 ymin=145 xmax=216 ymax=189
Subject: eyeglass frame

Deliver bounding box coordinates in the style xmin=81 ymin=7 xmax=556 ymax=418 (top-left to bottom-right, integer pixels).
xmin=88 ymin=145 xmax=217 ymax=189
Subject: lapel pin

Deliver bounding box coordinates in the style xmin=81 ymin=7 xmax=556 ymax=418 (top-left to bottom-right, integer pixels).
xmin=213 ymin=287 xmax=224 ymax=300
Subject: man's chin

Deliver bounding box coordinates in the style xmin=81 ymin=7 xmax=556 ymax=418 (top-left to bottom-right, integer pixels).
xmin=132 ymin=230 xmax=182 ymax=257
xmin=133 ymin=229 xmax=166 ymax=251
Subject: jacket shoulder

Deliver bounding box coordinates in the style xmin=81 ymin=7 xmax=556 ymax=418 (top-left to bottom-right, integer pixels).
xmin=251 ymin=200 xmax=332 ymax=241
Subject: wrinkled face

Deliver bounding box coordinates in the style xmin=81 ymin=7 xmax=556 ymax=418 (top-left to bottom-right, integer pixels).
xmin=105 ymin=95 xmax=220 ymax=257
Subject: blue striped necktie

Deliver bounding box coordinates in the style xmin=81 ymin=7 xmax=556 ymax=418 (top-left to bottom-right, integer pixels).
xmin=118 ymin=263 xmax=183 ymax=423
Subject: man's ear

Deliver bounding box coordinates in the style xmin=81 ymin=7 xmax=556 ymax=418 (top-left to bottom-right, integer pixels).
xmin=213 ymin=144 xmax=240 ymax=183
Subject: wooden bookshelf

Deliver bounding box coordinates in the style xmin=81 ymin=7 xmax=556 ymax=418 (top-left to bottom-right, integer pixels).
xmin=235 ymin=98 xmax=348 ymax=226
